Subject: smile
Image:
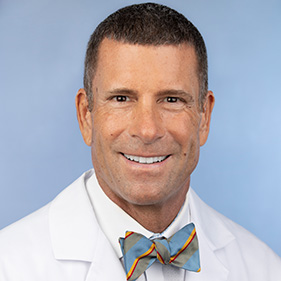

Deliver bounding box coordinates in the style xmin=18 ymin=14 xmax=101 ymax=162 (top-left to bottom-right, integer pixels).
xmin=122 ymin=153 xmax=169 ymax=164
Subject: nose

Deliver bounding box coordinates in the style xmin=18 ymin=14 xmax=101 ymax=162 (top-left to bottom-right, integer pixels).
xmin=128 ymin=98 xmax=165 ymax=144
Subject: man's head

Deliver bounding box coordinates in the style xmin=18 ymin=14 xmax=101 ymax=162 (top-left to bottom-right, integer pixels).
xmin=76 ymin=3 xmax=214 ymax=231
xmin=84 ymin=2 xmax=208 ymax=111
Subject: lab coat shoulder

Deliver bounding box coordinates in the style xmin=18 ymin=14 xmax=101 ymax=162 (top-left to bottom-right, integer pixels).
xmin=0 ymin=203 xmax=83 ymax=281
xmin=189 ymin=188 xmax=281 ymax=281
xmin=221 ymin=213 xmax=281 ymax=280
xmin=0 ymin=203 xmax=51 ymax=268
xmin=0 ymin=171 xmax=97 ymax=281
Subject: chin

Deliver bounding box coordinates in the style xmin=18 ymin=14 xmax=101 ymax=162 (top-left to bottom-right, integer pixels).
xmin=123 ymin=188 xmax=171 ymax=207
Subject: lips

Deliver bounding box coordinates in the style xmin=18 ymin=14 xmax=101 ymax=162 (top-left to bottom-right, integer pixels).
xmin=123 ymin=153 xmax=169 ymax=164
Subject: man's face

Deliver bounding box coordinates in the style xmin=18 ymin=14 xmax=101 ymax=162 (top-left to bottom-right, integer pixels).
xmin=77 ymin=38 xmax=214 ymax=210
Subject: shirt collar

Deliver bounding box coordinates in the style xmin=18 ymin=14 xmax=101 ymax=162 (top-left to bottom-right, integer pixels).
xmin=86 ymin=172 xmax=190 ymax=258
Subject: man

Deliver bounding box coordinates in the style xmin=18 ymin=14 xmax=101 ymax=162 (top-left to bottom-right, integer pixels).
xmin=0 ymin=3 xmax=280 ymax=281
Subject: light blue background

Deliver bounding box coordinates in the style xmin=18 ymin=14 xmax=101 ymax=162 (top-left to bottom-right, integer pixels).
xmin=0 ymin=0 xmax=280 ymax=256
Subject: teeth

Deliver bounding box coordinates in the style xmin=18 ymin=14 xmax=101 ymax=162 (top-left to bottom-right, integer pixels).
xmin=124 ymin=154 xmax=167 ymax=164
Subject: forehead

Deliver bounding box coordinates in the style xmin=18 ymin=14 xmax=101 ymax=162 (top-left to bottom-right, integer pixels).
xmin=93 ymin=38 xmax=199 ymax=93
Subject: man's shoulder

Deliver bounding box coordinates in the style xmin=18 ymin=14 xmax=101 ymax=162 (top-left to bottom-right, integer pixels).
xmin=0 ymin=203 xmax=50 ymax=246
xmin=0 ymin=203 xmax=54 ymax=279
xmin=0 ymin=170 xmax=93 ymax=245
xmin=190 ymin=188 xmax=275 ymax=251
xmin=189 ymin=188 xmax=281 ymax=279
xmin=0 ymin=170 xmax=95 ymax=280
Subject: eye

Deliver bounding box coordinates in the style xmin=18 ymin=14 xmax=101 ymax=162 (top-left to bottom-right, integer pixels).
xmin=113 ymin=95 xmax=129 ymax=102
xmin=165 ymin=97 xmax=179 ymax=103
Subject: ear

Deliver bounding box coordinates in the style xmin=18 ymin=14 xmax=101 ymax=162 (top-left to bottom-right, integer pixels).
xmin=199 ymin=91 xmax=215 ymax=146
xmin=75 ymin=88 xmax=93 ymax=146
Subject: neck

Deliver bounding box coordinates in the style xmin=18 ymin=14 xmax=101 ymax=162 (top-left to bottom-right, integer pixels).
xmin=122 ymin=198 xmax=187 ymax=233
xmin=103 ymin=184 xmax=189 ymax=234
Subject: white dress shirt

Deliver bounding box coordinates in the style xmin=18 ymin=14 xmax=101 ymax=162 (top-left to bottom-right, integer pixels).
xmin=86 ymin=173 xmax=192 ymax=281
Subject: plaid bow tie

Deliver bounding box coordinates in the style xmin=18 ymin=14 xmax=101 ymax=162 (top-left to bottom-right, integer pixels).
xmin=119 ymin=223 xmax=200 ymax=281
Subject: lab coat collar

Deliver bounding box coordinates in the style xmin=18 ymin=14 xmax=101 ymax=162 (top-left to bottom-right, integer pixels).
xmin=189 ymin=188 xmax=235 ymax=251
xmin=49 ymin=169 xmax=127 ymax=280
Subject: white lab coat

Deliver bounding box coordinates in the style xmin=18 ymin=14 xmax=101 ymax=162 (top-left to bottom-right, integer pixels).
xmin=0 ymin=170 xmax=280 ymax=281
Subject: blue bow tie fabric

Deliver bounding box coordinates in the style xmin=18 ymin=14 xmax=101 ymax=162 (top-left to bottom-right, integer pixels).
xmin=119 ymin=223 xmax=200 ymax=281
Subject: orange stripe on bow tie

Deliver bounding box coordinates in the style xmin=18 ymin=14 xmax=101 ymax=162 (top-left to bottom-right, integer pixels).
xmin=127 ymin=243 xmax=156 ymax=280
xmin=125 ymin=231 xmax=134 ymax=239
xmin=169 ymin=228 xmax=196 ymax=263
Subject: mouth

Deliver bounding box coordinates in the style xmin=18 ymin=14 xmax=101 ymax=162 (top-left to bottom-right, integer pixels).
xmin=122 ymin=153 xmax=170 ymax=164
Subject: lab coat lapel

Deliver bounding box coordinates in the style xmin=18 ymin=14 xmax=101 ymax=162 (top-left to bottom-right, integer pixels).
xmin=185 ymin=188 xmax=236 ymax=281
xmin=49 ymin=170 xmax=126 ymax=280
xmin=49 ymin=170 xmax=98 ymax=262
xmin=183 ymin=228 xmax=229 ymax=281
xmin=85 ymin=226 xmax=126 ymax=281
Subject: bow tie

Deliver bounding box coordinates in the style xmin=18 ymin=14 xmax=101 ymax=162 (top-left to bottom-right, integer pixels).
xmin=119 ymin=223 xmax=200 ymax=281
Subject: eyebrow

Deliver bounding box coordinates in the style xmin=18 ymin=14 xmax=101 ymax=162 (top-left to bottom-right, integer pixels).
xmin=107 ymin=88 xmax=137 ymax=95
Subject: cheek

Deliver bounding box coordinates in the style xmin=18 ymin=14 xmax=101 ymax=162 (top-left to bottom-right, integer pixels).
xmin=91 ymin=110 xmax=129 ymax=170
xmin=187 ymin=139 xmax=199 ymax=158
xmin=188 ymin=138 xmax=200 ymax=167
xmin=93 ymin=108 xmax=129 ymax=140
xmin=166 ymin=114 xmax=200 ymax=147
xmin=91 ymin=118 xmax=116 ymax=146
